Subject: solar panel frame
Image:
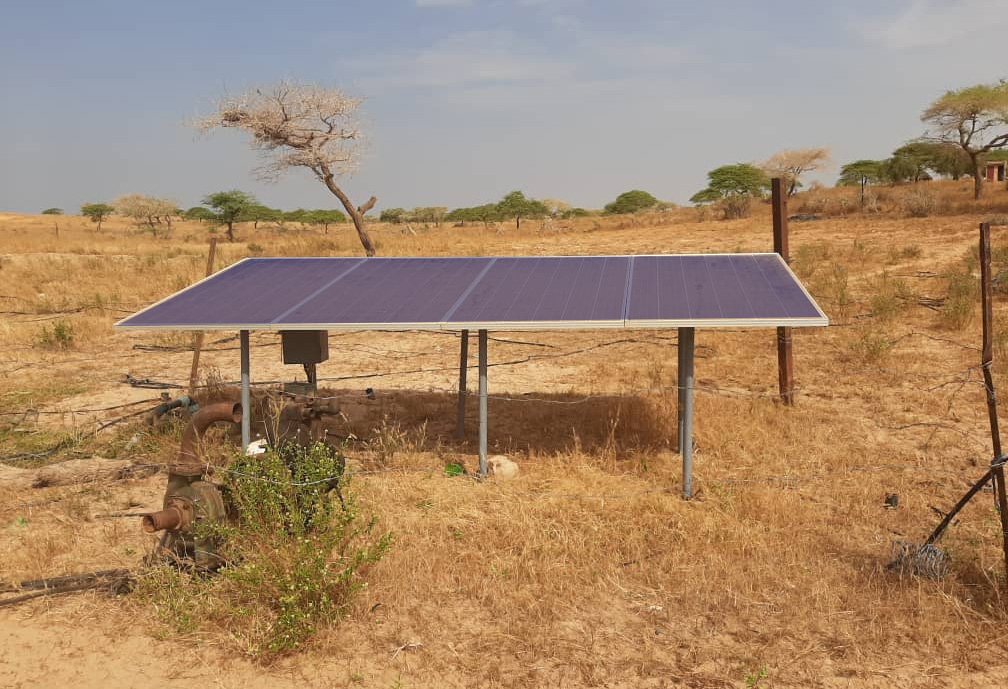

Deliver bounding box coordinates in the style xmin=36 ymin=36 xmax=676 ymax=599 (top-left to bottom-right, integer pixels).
xmin=115 ymin=254 xmax=828 ymax=331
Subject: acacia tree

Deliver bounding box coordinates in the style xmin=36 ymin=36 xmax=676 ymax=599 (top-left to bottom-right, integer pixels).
xmin=496 ymin=191 xmax=547 ymax=229
xmin=306 ymin=209 xmax=347 ymax=234
xmin=604 ymin=190 xmax=659 ymax=214
xmin=837 ymin=160 xmax=885 ymax=186
xmin=690 ymin=164 xmax=769 ymax=219
xmin=759 ymin=148 xmax=831 ymax=195
xmin=921 ymin=82 xmax=1008 ymax=199
xmin=81 ymin=203 xmax=114 ymax=231
xmin=184 ymin=206 xmax=215 ymax=223
xmin=241 ymin=204 xmax=282 ymax=229
xmin=203 ymin=190 xmax=256 ymax=242
xmin=196 ymin=82 xmax=378 ymax=255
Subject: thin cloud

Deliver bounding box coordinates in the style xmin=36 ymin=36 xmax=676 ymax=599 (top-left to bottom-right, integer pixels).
xmin=860 ymin=0 xmax=1008 ymax=49
xmin=341 ymin=30 xmax=575 ymax=90
xmin=340 ymin=27 xmax=691 ymax=96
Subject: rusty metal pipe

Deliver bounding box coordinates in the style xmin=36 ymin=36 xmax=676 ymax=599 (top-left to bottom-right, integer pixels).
xmin=142 ymin=505 xmax=183 ymax=533
xmin=176 ymin=401 xmax=243 ymax=467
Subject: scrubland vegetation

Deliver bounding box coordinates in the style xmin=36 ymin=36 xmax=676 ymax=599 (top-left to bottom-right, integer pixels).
xmin=3 ymin=177 xmax=1008 ymax=686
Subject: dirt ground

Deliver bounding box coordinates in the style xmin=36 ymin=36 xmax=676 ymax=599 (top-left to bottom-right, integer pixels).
xmin=3 ymin=184 xmax=1008 ymax=687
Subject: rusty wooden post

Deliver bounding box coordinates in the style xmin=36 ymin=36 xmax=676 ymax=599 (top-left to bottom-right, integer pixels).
xmin=979 ymin=222 xmax=1008 ymax=581
xmin=188 ymin=238 xmax=218 ymax=394
xmin=772 ymin=178 xmax=795 ymax=405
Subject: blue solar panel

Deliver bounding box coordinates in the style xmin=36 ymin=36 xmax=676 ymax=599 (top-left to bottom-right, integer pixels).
xmin=116 ymin=255 xmax=827 ymax=331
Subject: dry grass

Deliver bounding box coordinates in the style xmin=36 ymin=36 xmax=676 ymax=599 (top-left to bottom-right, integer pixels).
xmin=3 ymin=185 xmax=1008 ymax=686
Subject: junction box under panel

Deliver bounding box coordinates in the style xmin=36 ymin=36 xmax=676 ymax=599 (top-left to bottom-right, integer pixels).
xmin=280 ymin=330 xmax=329 ymax=365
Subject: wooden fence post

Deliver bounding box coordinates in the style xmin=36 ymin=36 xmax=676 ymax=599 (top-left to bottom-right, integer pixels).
xmin=188 ymin=238 xmax=218 ymax=394
xmin=772 ymin=178 xmax=795 ymax=405
xmin=979 ymin=222 xmax=1008 ymax=581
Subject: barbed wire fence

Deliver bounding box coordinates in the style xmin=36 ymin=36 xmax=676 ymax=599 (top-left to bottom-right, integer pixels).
xmin=0 ymin=327 xmax=1000 ymax=501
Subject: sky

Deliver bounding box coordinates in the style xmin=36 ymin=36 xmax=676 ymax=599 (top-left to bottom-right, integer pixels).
xmin=2 ymin=0 xmax=1008 ymax=215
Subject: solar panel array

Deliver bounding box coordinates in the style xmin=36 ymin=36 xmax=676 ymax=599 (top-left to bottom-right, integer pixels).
xmin=116 ymin=255 xmax=828 ymax=331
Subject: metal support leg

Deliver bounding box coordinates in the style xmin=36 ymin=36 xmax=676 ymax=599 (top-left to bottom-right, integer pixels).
xmin=240 ymin=329 xmax=251 ymax=451
xmin=677 ymin=330 xmax=686 ymax=455
xmin=478 ymin=329 xmax=488 ymax=477
xmin=457 ymin=330 xmax=469 ymax=439
xmin=678 ymin=327 xmax=695 ymax=500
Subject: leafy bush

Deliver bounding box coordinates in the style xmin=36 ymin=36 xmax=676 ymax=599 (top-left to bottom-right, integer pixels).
xmin=141 ymin=442 xmax=391 ymax=656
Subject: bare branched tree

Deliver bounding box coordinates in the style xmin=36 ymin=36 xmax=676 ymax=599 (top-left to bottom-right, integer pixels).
xmin=196 ymin=82 xmax=378 ymax=256
xmin=114 ymin=194 xmax=178 ymax=237
xmin=759 ymin=148 xmax=832 ymax=196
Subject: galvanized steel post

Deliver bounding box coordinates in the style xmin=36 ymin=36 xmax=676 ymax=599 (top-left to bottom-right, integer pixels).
xmin=240 ymin=329 xmax=251 ymax=451
xmin=478 ymin=329 xmax=488 ymax=477
xmin=678 ymin=327 xmax=695 ymax=499
xmin=457 ymin=330 xmax=469 ymax=439
xmin=677 ymin=329 xmax=686 ymax=455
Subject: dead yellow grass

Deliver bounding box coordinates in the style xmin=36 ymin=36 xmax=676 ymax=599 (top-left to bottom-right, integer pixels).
xmin=3 ymin=184 xmax=1008 ymax=686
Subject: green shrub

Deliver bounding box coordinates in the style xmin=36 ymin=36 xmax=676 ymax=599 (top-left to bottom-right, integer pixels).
xmin=141 ymin=442 xmax=391 ymax=656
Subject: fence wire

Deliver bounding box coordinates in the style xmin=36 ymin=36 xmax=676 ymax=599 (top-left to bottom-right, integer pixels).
xmin=0 ymin=329 xmax=1000 ymax=498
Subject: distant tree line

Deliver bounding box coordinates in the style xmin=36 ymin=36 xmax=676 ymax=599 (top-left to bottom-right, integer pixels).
xmin=68 ymin=191 xmax=350 ymax=241
xmin=377 ymin=190 xmax=670 ymax=230
xmin=836 ymin=143 xmax=974 ymax=188
xmin=65 ymin=188 xmax=673 ymax=240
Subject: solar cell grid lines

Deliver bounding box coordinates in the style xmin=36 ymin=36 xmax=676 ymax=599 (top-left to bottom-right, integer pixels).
xmin=116 ymin=254 xmax=827 ymax=331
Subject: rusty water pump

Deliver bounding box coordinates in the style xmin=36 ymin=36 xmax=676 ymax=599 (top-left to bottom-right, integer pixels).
xmin=143 ymin=396 xmax=342 ymax=569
